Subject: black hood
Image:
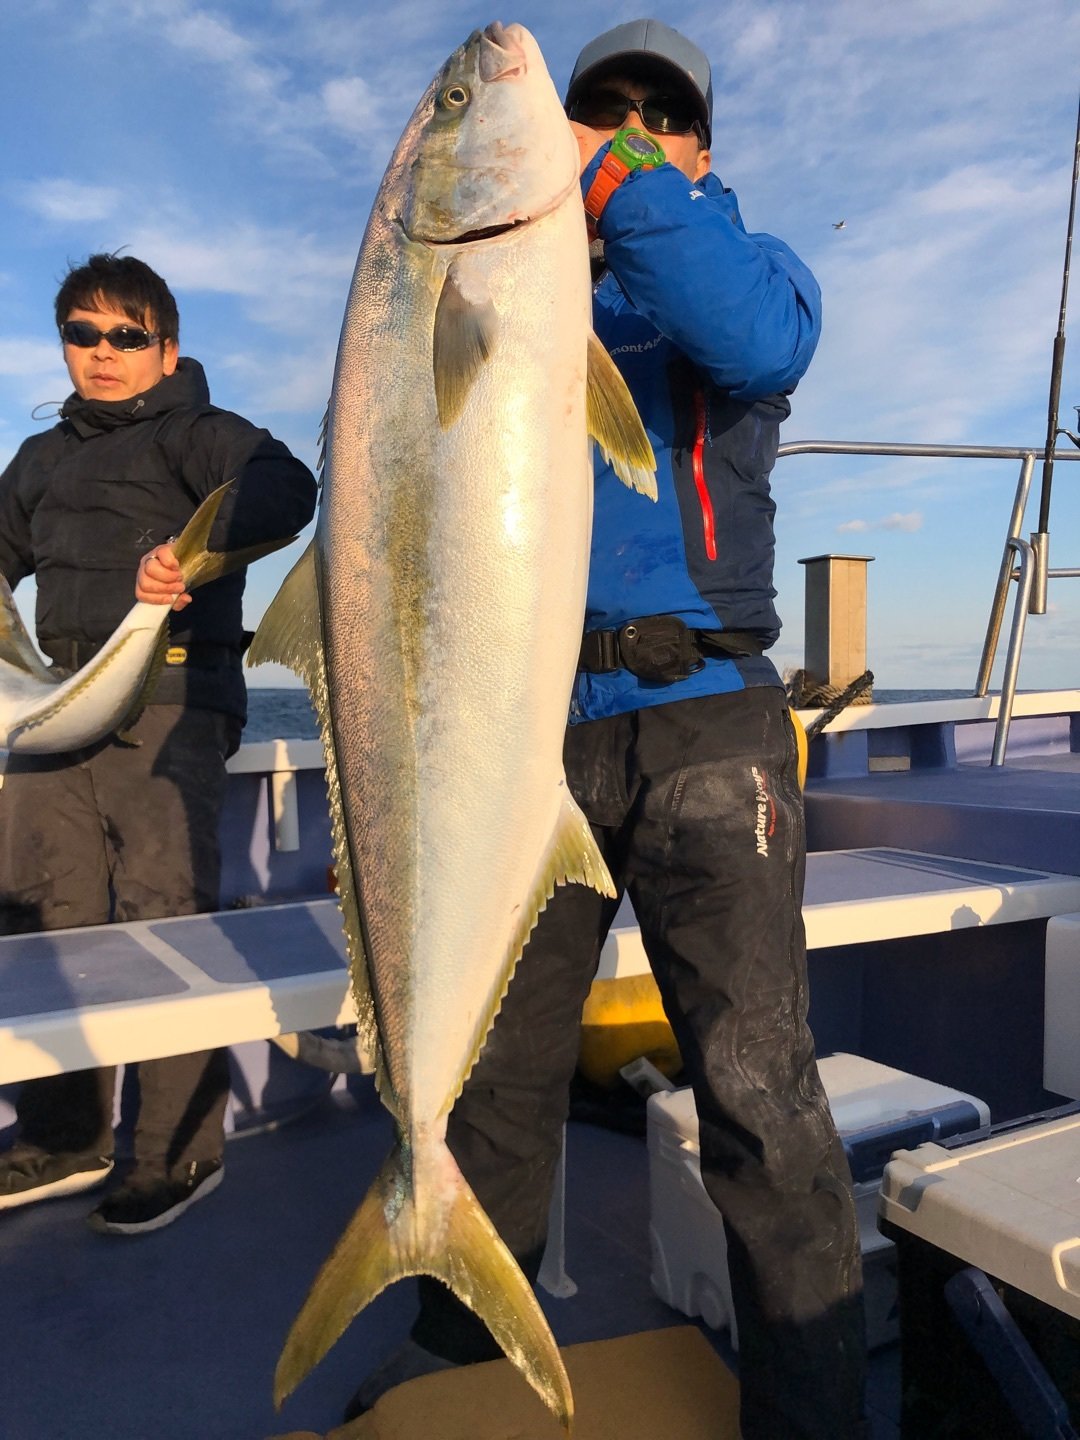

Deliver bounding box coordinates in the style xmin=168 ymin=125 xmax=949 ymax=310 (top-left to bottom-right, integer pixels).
xmin=60 ymin=357 xmax=211 ymax=438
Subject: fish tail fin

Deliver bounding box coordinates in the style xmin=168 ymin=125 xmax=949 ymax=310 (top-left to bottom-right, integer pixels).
xmin=170 ymin=481 xmax=297 ymax=592
xmin=274 ymin=1139 xmax=573 ymax=1432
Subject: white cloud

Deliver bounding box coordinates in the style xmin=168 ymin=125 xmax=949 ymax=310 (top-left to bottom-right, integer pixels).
xmin=0 ymin=338 xmax=63 ymax=379
xmin=124 ymin=221 xmax=352 ymax=306
xmin=18 ymin=179 xmax=120 ymax=223
xmin=322 ymin=76 xmax=380 ymax=135
xmin=838 ymin=512 xmax=923 ymax=534
xmin=80 ymin=0 xmax=423 ymax=179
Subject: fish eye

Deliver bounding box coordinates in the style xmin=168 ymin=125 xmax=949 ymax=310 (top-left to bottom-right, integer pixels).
xmin=439 ymin=84 xmax=470 ymax=110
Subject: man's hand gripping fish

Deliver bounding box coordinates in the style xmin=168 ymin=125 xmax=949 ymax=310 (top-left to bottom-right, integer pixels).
xmin=0 ymin=483 xmax=290 ymax=754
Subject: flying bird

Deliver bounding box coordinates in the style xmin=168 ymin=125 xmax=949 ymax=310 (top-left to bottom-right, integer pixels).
xmin=833 ymin=220 xmax=846 ymax=230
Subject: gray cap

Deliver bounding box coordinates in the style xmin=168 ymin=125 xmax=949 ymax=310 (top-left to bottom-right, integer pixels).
xmin=565 ymin=19 xmax=712 ymax=146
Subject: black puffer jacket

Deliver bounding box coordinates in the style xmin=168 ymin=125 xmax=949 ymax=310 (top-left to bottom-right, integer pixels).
xmin=0 ymin=358 xmax=317 ymax=720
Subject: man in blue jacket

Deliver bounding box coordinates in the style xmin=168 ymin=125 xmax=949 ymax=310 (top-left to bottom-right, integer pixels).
xmin=346 ymin=22 xmax=866 ymax=1438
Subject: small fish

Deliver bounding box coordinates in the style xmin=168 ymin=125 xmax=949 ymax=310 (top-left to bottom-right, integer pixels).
xmin=250 ymin=20 xmax=655 ymax=1433
xmin=0 ymin=483 xmax=292 ymax=753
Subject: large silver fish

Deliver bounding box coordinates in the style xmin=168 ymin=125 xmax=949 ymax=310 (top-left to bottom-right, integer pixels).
xmin=0 ymin=485 xmax=288 ymax=754
xmin=250 ymin=22 xmax=655 ymax=1430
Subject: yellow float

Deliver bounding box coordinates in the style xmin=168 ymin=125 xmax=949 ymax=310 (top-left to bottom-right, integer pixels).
xmin=577 ymin=705 xmax=809 ymax=1089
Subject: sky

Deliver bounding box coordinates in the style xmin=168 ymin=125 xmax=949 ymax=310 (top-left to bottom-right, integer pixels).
xmin=2 ymin=0 xmax=1079 ymax=691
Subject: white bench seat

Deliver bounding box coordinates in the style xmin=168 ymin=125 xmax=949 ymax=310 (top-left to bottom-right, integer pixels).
xmin=5 ymin=847 xmax=1080 ymax=1086
xmin=596 ymin=846 xmax=1080 ymax=980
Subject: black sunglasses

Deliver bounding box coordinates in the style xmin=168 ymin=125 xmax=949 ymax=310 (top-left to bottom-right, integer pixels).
xmin=60 ymin=321 xmax=160 ymax=352
xmin=568 ymin=87 xmax=703 ymax=139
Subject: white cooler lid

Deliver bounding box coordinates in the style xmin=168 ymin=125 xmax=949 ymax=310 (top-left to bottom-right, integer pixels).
xmin=647 ymin=1053 xmax=989 ymax=1164
xmin=880 ymin=1111 xmax=1080 ymax=1320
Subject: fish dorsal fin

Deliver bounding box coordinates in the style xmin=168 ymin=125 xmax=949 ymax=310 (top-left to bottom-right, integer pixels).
xmin=0 ymin=577 xmax=53 ymax=682
xmin=247 ymin=543 xmax=381 ymax=1084
xmin=586 ymin=331 xmax=658 ymax=499
xmin=445 ymin=785 xmax=615 ymax=1116
xmin=432 ymin=260 xmax=499 ymax=429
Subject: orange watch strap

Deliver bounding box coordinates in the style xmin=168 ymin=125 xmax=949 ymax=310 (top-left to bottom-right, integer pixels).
xmin=584 ymin=151 xmax=631 ymax=228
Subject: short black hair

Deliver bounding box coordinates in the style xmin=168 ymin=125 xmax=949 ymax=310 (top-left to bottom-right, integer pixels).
xmin=54 ymin=253 xmax=179 ymax=347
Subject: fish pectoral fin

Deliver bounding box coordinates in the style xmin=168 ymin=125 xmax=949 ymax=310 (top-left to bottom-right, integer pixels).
xmin=274 ymin=1139 xmax=573 ymax=1432
xmin=0 ymin=576 xmax=54 ymax=681
xmin=172 ymin=481 xmax=298 ymax=591
xmin=246 ymin=541 xmax=321 ymax=687
xmin=432 ymin=260 xmax=499 ymax=429
xmin=586 ymin=331 xmax=658 ymax=500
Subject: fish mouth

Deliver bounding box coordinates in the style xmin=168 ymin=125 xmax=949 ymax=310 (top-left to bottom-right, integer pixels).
xmin=428 ymin=218 xmax=528 ymax=245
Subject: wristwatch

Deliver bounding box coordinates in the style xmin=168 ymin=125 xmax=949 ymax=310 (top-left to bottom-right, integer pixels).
xmin=583 ymin=127 xmax=666 ymax=235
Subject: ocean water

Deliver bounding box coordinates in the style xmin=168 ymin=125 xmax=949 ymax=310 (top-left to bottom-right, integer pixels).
xmin=243 ymin=687 xmax=973 ymax=742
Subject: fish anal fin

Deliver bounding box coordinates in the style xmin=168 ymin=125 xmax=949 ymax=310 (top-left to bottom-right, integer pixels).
xmin=448 ymin=786 xmax=615 ymax=1114
xmin=433 ymin=261 xmax=499 ymax=429
xmin=274 ymin=1138 xmax=573 ymax=1432
xmin=586 ymin=331 xmax=658 ymax=500
xmin=246 ymin=542 xmax=321 ymax=688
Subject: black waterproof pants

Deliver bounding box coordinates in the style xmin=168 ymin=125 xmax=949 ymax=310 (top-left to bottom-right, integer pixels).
xmin=0 ymin=705 xmax=235 ymax=1176
xmin=412 ymin=686 xmax=867 ymax=1440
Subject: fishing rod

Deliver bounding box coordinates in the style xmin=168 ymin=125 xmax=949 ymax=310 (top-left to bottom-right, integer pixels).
xmin=1031 ymin=93 xmax=1080 ymax=613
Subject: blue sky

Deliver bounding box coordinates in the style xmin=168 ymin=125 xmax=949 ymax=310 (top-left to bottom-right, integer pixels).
xmin=2 ymin=0 xmax=1079 ymax=690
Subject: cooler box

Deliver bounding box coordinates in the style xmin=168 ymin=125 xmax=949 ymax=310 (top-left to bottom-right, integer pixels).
xmin=647 ymin=1052 xmax=990 ymax=1350
xmin=879 ymin=1108 xmax=1080 ymax=1435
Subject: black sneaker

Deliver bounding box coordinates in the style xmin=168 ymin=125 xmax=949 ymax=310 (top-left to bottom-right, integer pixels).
xmin=0 ymin=1143 xmax=113 ymax=1211
xmin=86 ymin=1157 xmax=223 ymax=1235
xmin=342 ymin=1339 xmax=460 ymax=1422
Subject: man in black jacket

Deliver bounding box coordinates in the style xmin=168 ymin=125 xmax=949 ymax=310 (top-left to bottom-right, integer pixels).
xmin=0 ymin=253 xmax=318 ymax=1233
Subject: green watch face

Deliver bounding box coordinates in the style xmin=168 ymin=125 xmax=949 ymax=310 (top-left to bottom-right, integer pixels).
xmin=610 ymin=126 xmax=666 ymax=170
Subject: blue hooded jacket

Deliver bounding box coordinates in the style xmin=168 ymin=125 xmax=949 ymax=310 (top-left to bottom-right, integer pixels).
xmin=570 ymin=151 xmax=821 ymax=723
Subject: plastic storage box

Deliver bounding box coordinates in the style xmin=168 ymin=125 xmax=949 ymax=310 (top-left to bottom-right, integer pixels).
xmin=879 ymin=1107 xmax=1080 ymax=1434
xmin=647 ymin=1052 xmax=990 ymax=1349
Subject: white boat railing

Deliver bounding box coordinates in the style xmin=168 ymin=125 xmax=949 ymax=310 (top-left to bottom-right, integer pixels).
xmin=776 ymin=441 xmax=1080 ymax=764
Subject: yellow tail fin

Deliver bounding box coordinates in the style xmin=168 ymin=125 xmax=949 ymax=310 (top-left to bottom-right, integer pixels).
xmin=274 ymin=1137 xmax=573 ymax=1432
xmin=172 ymin=480 xmax=298 ymax=590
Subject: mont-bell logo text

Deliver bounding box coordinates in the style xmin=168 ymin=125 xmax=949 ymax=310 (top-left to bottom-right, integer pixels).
xmin=751 ymin=765 xmax=775 ymax=857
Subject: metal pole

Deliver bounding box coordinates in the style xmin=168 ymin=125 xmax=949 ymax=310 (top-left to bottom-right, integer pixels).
xmin=991 ymin=538 xmax=1035 ymax=767
xmin=1034 ymin=94 xmax=1080 ymax=541
xmin=975 ymin=453 xmax=1034 ymax=695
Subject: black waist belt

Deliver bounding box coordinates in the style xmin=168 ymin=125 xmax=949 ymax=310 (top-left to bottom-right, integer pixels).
xmin=578 ymin=616 xmax=764 ymax=684
xmin=47 ymin=639 xmax=240 ymax=673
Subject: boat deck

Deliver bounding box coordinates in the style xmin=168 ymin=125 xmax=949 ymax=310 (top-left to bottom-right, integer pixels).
xmin=0 ymin=1085 xmax=902 ymax=1440
xmin=11 ymin=706 xmax=1080 ymax=1439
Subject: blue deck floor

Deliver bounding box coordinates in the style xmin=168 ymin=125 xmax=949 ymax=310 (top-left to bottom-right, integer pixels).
xmin=1 ymin=1083 xmax=901 ymax=1439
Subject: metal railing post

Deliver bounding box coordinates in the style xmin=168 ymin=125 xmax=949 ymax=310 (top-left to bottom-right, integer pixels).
xmin=975 ymin=453 xmax=1035 ymax=697
xmin=774 ymin=441 xmax=1080 ymax=766
xmin=991 ymin=538 xmax=1035 ymax=767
